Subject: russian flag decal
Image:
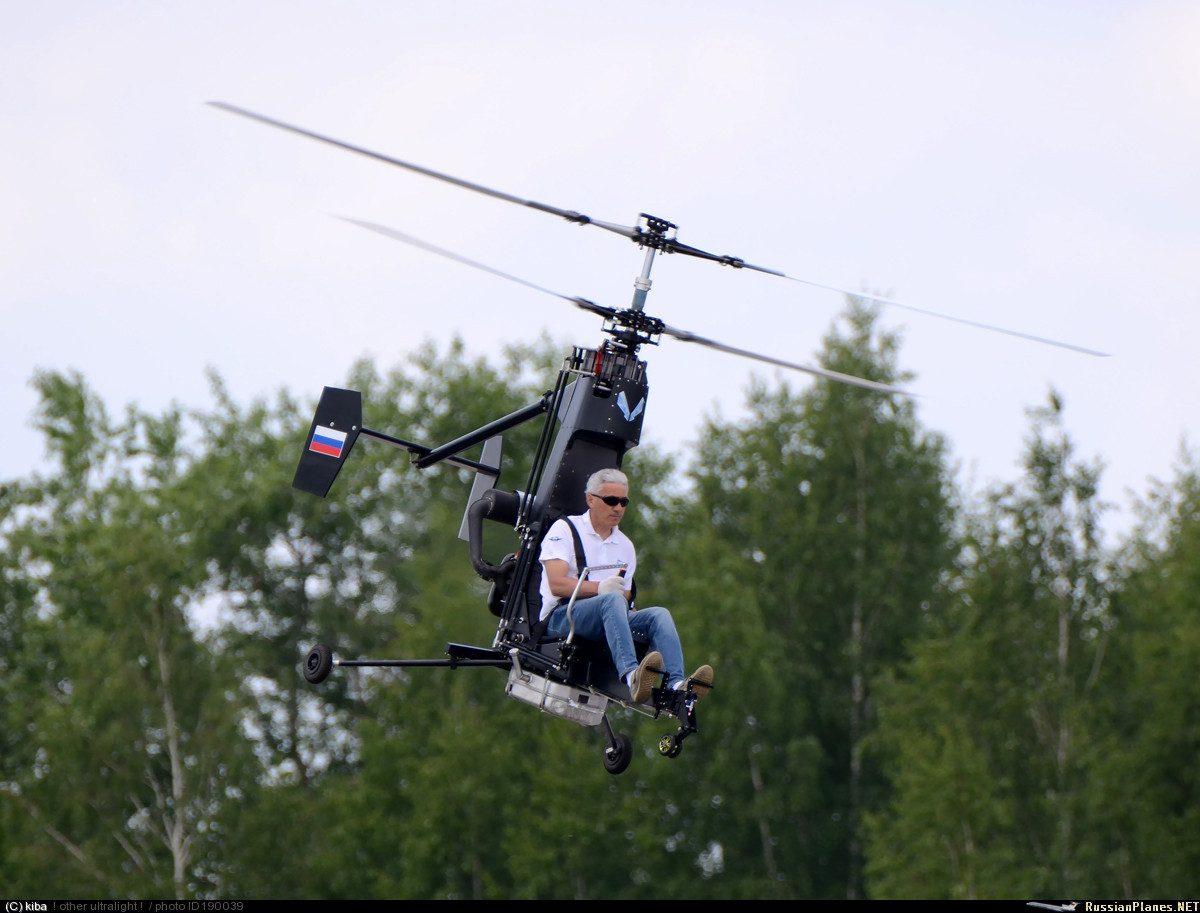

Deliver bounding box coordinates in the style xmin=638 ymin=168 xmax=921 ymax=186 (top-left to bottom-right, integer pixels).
xmin=309 ymin=425 xmax=348 ymax=459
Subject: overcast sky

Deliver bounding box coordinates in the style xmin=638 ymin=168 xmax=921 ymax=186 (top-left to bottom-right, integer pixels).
xmin=4 ymin=1 xmax=1198 ymax=535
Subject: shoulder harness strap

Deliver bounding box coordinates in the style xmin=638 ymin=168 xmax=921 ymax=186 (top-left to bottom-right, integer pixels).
xmin=565 ymin=516 xmax=637 ymax=606
xmin=564 ymin=516 xmax=587 ymax=577
xmin=529 ymin=515 xmax=588 ymax=643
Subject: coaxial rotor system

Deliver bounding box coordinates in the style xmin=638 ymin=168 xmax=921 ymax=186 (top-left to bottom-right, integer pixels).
xmin=210 ymin=100 xmax=1108 ymax=397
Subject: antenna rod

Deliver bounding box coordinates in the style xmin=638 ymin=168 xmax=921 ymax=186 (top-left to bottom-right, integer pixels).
xmin=630 ymin=246 xmax=656 ymax=312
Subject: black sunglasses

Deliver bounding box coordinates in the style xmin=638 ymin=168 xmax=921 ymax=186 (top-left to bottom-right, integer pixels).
xmin=592 ymin=494 xmax=630 ymax=507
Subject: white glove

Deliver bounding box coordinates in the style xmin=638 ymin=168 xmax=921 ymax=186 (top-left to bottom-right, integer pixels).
xmin=598 ymin=574 xmax=625 ymax=596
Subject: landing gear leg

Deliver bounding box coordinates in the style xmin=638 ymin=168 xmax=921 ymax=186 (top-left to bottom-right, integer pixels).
xmin=600 ymin=715 xmax=634 ymax=775
xmin=654 ymin=686 xmax=702 ymax=760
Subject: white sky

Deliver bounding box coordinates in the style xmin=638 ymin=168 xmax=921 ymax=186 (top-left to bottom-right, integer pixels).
xmin=4 ymin=1 xmax=1198 ymax=537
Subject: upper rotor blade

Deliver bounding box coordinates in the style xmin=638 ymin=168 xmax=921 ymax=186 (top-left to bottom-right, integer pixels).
xmin=652 ymin=231 xmax=1107 ymax=357
xmin=336 ymin=216 xmax=613 ymax=319
xmin=661 ymin=238 xmax=787 ymax=277
xmin=660 ymin=323 xmax=911 ymax=396
xmin=782 ymin=275 xmax=1110 ymax=357
xmin=209 ymin=104 xmax=1103 ymax=358
xmin=208 ymin=102 xmax=640 ymax=241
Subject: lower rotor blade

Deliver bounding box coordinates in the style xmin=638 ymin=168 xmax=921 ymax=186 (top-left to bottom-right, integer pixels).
xmin=660 ymin=324 xmax=911 ymax=396
xmin=340 ymin=219 xmax=903 ymax=394
xmin=336 ymin=217 xmax=613 ymax=319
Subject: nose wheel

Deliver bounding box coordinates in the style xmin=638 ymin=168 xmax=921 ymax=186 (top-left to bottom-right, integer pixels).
xmin=658 ymin=732 xmax=684 ymax=758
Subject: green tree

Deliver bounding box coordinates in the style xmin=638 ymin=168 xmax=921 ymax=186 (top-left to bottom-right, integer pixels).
xmin=1085 ymin=453 xmax=1200 ymax=895
xmin=648 ymin=300 xmax=953 ymax=898
xmin=866 ymin=393 xmax=1111 ymax=898
xmin=0 ymin=371 xmax=247 ymax=898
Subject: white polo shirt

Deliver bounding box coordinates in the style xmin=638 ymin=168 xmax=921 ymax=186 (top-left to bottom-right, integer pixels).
xmin=537 ymin=511 xmax=637 ymax=620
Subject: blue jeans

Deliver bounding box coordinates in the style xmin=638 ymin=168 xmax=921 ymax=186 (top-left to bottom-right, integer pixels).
xmin=546 ymin=592 xmax=685 ymax=689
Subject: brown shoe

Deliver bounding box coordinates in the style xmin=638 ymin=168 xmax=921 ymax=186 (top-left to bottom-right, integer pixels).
xmin=628 ymin=651 xmax=663 ymax=703
xmin=688 ymin=664 xmax=714 ymax=700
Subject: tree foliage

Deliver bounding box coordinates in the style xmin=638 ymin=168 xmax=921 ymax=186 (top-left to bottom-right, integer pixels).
xmin=5 ymin=313 xmax=1200 ymax=899
xmin=1085 ymin=454 xmax=1200 ymax=895
xmin=1 ymin=372 xmax=245 ymax=898
xmin=866 ymin=394 xmax=1114 ymax=898
xmin=646 ymin=301 xmax=952 ymax=898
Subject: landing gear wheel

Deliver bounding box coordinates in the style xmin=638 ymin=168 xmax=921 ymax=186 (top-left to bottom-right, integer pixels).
xmin=603 ymin=733 xmax=634 ymax=775
xmin=658 ymin=732 xmax=683 ymax=759
xmin=303 ymin=644 xmax=334 ymax=684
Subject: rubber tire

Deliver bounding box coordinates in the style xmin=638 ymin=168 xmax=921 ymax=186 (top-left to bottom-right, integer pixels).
xmin=304 ymin=644 xmax=334 ymax=684
xmin=603 ymin=733 xmax=634 ymax=775
xmin=658 ymin=732 xmax=683 ymax=759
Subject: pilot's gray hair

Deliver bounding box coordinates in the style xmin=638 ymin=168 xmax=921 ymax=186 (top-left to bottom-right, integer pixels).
xmin=586 ymin=467 xmax=629 ymax=495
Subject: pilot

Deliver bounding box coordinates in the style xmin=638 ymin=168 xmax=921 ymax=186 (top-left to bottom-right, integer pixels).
xmin=538 ymin=467 xmax=713 ymax=703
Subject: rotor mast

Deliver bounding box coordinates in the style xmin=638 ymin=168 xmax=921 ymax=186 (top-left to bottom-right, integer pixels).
xmin=631 ymin=247 xmax=655 ymax=312
xmin=628 ymin=214 xmax=676 ymax=313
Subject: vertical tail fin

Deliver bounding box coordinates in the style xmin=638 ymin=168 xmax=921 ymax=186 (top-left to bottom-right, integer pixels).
xmin=293 ymin=387 xmax=363 ymax=497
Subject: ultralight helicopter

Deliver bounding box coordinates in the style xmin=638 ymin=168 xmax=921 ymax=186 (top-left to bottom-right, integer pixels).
xmin=210 ymin=102 xmax=1108 ymax=774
